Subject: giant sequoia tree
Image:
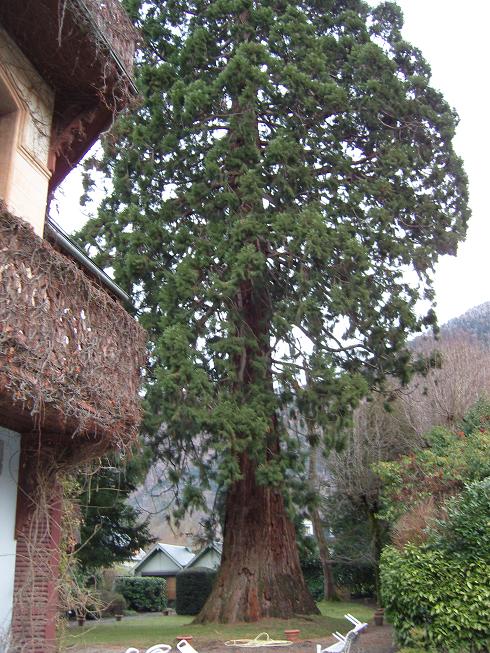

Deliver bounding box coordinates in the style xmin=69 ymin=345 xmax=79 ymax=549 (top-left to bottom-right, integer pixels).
xmin=79 ymin=0 xmax=469 ymax=622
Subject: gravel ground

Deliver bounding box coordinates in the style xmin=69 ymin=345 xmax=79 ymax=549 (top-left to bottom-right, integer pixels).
xmin=65 ymin=624 xmax=395 ymax=653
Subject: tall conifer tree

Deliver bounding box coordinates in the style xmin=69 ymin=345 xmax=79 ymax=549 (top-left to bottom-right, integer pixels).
xmin=79 ymin=0 xmax=469 ymax=621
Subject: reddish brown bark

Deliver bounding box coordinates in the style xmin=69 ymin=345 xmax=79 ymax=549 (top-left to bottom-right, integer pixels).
xmin=195 ymin=277 xmax=319 ymax=622
xmin=195 ymin=454 xmax=319 ymax=622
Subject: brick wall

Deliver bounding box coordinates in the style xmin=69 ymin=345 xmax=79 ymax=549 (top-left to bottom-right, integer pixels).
xmin=10 ymin=443 xmax=62 ymax=653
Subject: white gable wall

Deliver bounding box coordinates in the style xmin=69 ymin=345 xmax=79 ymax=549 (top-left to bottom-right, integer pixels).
xmin=189 ymin=548 xmax=221 ymax=570
xmin=136 ymin=549 xmax=182 ymax=576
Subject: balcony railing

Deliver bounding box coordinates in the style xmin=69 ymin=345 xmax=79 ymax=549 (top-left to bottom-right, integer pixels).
xmin=80 ymin=0 xmax=138 ymax=74
xmin=0 ymin=209 xmax=146 ymax=452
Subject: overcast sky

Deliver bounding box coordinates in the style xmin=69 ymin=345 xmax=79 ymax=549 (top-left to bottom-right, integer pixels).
xmin=53 ymin=0 xmax=490 ymax=325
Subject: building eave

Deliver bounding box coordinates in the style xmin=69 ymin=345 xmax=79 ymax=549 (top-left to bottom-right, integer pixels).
xmin=0 ymin=0 xmax=139 ymax=192
xmin=45 ymin=217 xmax=130 ymax=305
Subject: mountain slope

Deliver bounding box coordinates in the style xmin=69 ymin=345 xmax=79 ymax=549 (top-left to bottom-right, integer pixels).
xmin=442 ymin=301 xmax=490 ymax=344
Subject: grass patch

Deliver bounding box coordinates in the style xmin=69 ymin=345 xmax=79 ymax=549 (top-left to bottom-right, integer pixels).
xmin=317 ymin=601 xmax=374 ymax=623
xmin=61 ymin=602 xmax=374 ymax=650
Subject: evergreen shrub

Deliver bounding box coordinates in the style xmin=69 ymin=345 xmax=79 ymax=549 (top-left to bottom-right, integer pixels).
xmin=300 ymin=549 xmax=324 ymax=601
xmin=381 ymin=481 xmax=490 ymax=652
xmin=176 ymin=567 xmax=216 ymax=615
xmin=115 ymin=577 xmax=167 ymax=612
xmin=100 ymin=590 xmax=127 ymax=616
xmin=382 ymin=545 xmax=489 ymax=651
xmin=299 ymin=535 xmax=375 ymax=600
xmin=333 ymin=562 xmax=376 ymax=599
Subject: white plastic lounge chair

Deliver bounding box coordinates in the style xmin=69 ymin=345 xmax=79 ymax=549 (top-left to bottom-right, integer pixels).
xmin=316 ymin=614 xmax=368 ymax=653
xmin=125 ymin=645 xmax=172 ymax=653
xmin=177 ymin=640 xmax=200 ymax=653
xmin=345 ymin=614 xmax=368 ymax=633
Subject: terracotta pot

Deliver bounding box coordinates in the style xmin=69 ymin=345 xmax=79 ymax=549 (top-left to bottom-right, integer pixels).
xmin=374 ymin=608 xmax=384 ymax=626
xmin=177 ymin=636 xmax=193 ymax=643
xmin=285 ymin=629 xmax=300 ymax=642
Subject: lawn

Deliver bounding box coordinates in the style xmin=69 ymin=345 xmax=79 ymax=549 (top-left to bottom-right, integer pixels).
xmin=61 ymin=602 xmax=374 ymax=650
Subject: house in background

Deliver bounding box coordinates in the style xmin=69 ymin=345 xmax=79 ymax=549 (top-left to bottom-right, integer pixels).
xmin=186 ymin=542 xmax=222 ymax=571
xmin=133 ymin=544 xmax=195 ymax=602
xmin=0 ymin=1 xmax=144 ymax=651
xmin=133 ymin=543 xmax=222 ymax=602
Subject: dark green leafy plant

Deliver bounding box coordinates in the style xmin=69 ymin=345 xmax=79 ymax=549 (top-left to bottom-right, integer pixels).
xmin=380 ymin=403 xmax=490 ymax=651
xmin=100 ymin=590 xmax=127 ymax=616
xmin=431 ymin=479 xmax=490 ymax=560
xmin=297 ymin=532 xmax=325 ymax=602
xmin=381 ymin=543 xmax=490 ymax=652
xmin=381 ymin=480 xmax=490 ymax=651
xmin=79 ymin=0 xmax=469 ymax=621
xmin=115 ymin=577 xmax=167 ymax=612
xmin=176 ymin=567 xmax=217 ymax=615
xmin=376 ymin=413 xmax=490 ymax=526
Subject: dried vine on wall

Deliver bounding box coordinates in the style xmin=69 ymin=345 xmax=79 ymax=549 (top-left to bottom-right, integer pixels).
xmin=60 ymin=0 xmax=139 ymax=111
xmin=0 ymin=208 xmax=146 ymax=451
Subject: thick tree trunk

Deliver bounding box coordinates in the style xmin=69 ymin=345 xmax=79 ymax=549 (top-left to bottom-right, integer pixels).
xmin=195 ymin=277 xmax=319 ymax=622
xmin=194 ymin=275 xmax=318 ymax=622
xmin=195 ymin=453 xmax=319 ymax=622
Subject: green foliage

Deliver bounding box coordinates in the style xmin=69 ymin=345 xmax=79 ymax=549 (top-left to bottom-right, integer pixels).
xmin=323 ymin=491 xmax=382 ymax=598
xmin=460 ymin=397 xmax=490 ymax=438
xmin=333 ymin=563 xmax=376 ymax=600
xmin=376 ymin=403 xmax=490 ymax=523
xmin=380 ymin=404 xmax=490 ymax=651
xmin=78 ymin=0 xmax=469 ymax=519
xmin=176 ymin=567 xmax=217 ymax=615
xmin=297 ymin=519 xmax=376 ymax=600
xmin=76 ymin=453 xmax=155 ymax=572
xmin=100 ymin=590 xmax=127 ymax=616
xmin=115 ymin=577 xmax=168 ymax=612
xmin=304 ymin=573 xmax=324 ymax=603
xmin=297 ymin=538 xmax=324 ymax=601
xmin=431 ymin=479 xmax=490 ymax=561
xmin=79 ymin=3 xmax=469 ymax=618
xmin=381 ymin=542 xmax=490 ymax=652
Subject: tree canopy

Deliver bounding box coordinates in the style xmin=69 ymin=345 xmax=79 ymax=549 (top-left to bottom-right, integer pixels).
xmin=79 ymin=0 xmax=469 ymax=621
xmin=76 ymin=456 xmax=154 ymax=572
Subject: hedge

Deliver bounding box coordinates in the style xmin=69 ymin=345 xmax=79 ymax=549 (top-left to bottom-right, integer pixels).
xmin=381 ymin=545 xmax=490 ymax=652
xmin=115 ymin=577 xmax=167 ymax=612
xmin=176 ymin=567 xmax=216 ymax=615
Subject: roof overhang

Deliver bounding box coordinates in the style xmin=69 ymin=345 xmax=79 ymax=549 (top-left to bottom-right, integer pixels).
xmin=45 ymin=217 xmax=130 ymax=305
xmin=0 ymin=0 xmax=138 ymax=192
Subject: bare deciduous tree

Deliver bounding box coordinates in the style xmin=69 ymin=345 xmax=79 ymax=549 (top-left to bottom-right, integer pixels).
xmin=400 ymin=333 xmax=490 ymax=435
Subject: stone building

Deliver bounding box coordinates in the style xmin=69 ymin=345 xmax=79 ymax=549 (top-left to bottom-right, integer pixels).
xmin=0 ymin=1 xmax=144 ymax=651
